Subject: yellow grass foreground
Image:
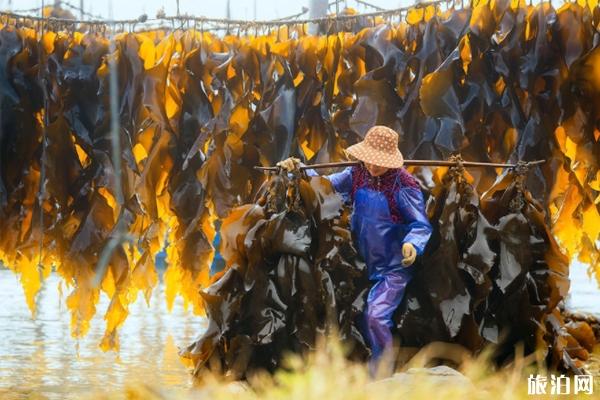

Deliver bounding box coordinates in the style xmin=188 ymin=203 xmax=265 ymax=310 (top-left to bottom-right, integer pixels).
xmin=2 ymin=337 xmax=598 ymax=400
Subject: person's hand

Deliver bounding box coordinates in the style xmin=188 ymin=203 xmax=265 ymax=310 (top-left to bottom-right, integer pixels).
xmin=401 ymin=242 xmax=417 ymax=267
xmin=276 ymin=157 xmax=302 ymax=172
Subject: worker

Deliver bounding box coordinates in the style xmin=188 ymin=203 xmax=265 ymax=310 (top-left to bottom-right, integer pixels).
xmin=277 ymin=125 xmax=433 ymax=378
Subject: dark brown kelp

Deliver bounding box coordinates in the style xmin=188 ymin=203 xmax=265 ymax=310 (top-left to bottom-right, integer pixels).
xmin=0 ymin=0 xmax=598 ymax=352
xmin=181 ymin=162 xmax=589 ymax=377
xmin=393 ymin=161 xmax=586 ymax=373
xmin=394 ymin=161 xmax=495 ymax=352
xmin=478 ymin=164 xmax=579 ymax=372
xmin=179 ymin=172 xmax=369 ymax=378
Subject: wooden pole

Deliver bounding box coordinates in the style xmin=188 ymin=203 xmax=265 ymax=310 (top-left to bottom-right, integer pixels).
xmin=253 ymin=159 xmax=546 ymax=172
xmin=309 ymin=0 xmax=328 ymax=34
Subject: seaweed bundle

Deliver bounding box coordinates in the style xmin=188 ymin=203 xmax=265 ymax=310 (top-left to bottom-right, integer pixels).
xmin=0 ymin=0 xmax=598 ymax=351
xmin=179 ymin=172 xmax=370 ymax=378
xmin=182 ymin=163 xmax=592 ymax=377
xmin=393 ymin=161 xmax=587 ymax=373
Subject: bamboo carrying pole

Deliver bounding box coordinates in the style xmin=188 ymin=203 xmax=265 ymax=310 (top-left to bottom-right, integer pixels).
xmin=253 ymin=159 xmax=546 ymax=172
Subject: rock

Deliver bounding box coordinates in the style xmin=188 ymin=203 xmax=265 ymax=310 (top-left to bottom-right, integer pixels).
xmin=368 ymin=365 xmax=476 ymax=394
xmin=191 ymin=380 xmax=251 ymax=398
xmin=404 ymin=365 xmax=473 ymax=386
xmin=223 ymin=381 xmax=251 ymax=394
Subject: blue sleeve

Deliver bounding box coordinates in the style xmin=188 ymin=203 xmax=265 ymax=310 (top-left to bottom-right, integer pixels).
xmin=395 ymin=187 xmax=432 ymax=256
xmin=303 ymin=166 xmax=353 ymax=196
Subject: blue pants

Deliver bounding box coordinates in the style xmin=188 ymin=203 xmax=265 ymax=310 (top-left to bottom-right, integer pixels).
xmin=363 ymin=265 xmax=415 ymax=376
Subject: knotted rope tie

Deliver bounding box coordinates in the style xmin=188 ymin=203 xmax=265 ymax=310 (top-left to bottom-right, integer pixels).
xmin=509 ymin=161 xmax=530 ymax=212
xmin=447 ymin=154 xmax=466 ymax=181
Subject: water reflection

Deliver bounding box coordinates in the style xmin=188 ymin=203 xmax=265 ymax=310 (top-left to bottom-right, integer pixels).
xmin=0 ymin=269 xmax=206 ymax=399
xmin=566 ymin=261 xmax=600 ymax=317
xmin=0 ymin=261 xmax=599 ymax=398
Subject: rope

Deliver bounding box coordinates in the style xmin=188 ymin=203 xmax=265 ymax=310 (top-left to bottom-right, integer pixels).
xmin=92 ymin=14 xmax=132 ymax=288
xmin=447 ymin=154 xmax=466 ymax=182
xmin=12 ymin=6 xmax=43 ymax=14
xmin=272 ymin=7 xmax=309 ymax=21
xmin=353 ymin=0 xmax=386 ymax=11
xmin=0 ymin=0 xmax=451 ymax=30
xmin=508 ymin=161 xmax=530 ymax=211
xmin=36 ymin=0 xmax=47 ymax=287
xmin=60 ymin=0 xmax=104 ymax=20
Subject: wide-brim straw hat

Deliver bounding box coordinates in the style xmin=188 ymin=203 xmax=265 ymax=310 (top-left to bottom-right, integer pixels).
xmin=346 ymin=125 xmax=404 ymax=168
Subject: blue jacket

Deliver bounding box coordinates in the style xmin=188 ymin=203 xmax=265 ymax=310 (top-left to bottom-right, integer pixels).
xmin=307 ymin=166 xmax=432 ymax=273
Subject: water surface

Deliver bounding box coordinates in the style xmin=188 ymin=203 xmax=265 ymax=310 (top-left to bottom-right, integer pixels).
xmin=0 ymin=261 xmax=598 ymax=398
xmin=0 ymin=269 xmax=206 ymax=399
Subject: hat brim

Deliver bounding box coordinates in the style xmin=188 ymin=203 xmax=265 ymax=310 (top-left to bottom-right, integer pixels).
xmin=346 ymin=142 xmax=404 ymax=169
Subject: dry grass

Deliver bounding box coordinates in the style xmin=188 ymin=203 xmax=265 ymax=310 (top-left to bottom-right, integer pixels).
xmin=4 ymin=338 xmax=599 ymax=399
xmin=117 ymin=339 xmax=597 ymax=399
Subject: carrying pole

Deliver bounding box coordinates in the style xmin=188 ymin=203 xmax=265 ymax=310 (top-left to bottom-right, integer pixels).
xmin=253 ymin=159 xmax=546 ymax=172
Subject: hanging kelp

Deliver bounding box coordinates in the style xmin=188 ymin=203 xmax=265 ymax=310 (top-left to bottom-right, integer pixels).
xmin=416 ymin=1 xmax=600 ymax=267
xmin=183 ymin=162 xmax=594 ymax=377
xmin=394 ymin=160 xmax=495 ymax=352
xmin=0 ymin=0 xmax=599 ymax=350
xmin=478 ymin=163 xmax=583 ymax=372
xmin=393 ymin=160 xmax=593 ymax=373
xmin=179 ymin=172 xmax=370 ymax=378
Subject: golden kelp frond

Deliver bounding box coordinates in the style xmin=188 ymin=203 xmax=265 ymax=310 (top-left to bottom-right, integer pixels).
xmin=0 ymin=1 xmax=599 ymax=350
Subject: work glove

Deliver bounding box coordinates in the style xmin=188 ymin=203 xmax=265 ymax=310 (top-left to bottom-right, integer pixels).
xmin=276 ymin=157 xmax=302 ymax=172
xmin=401 ymin=242 xmax=417 ymax=267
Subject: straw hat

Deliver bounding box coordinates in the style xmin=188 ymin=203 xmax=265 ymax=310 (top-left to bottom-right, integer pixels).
xmin=346 ymin=125 xmax=404 ymax=168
